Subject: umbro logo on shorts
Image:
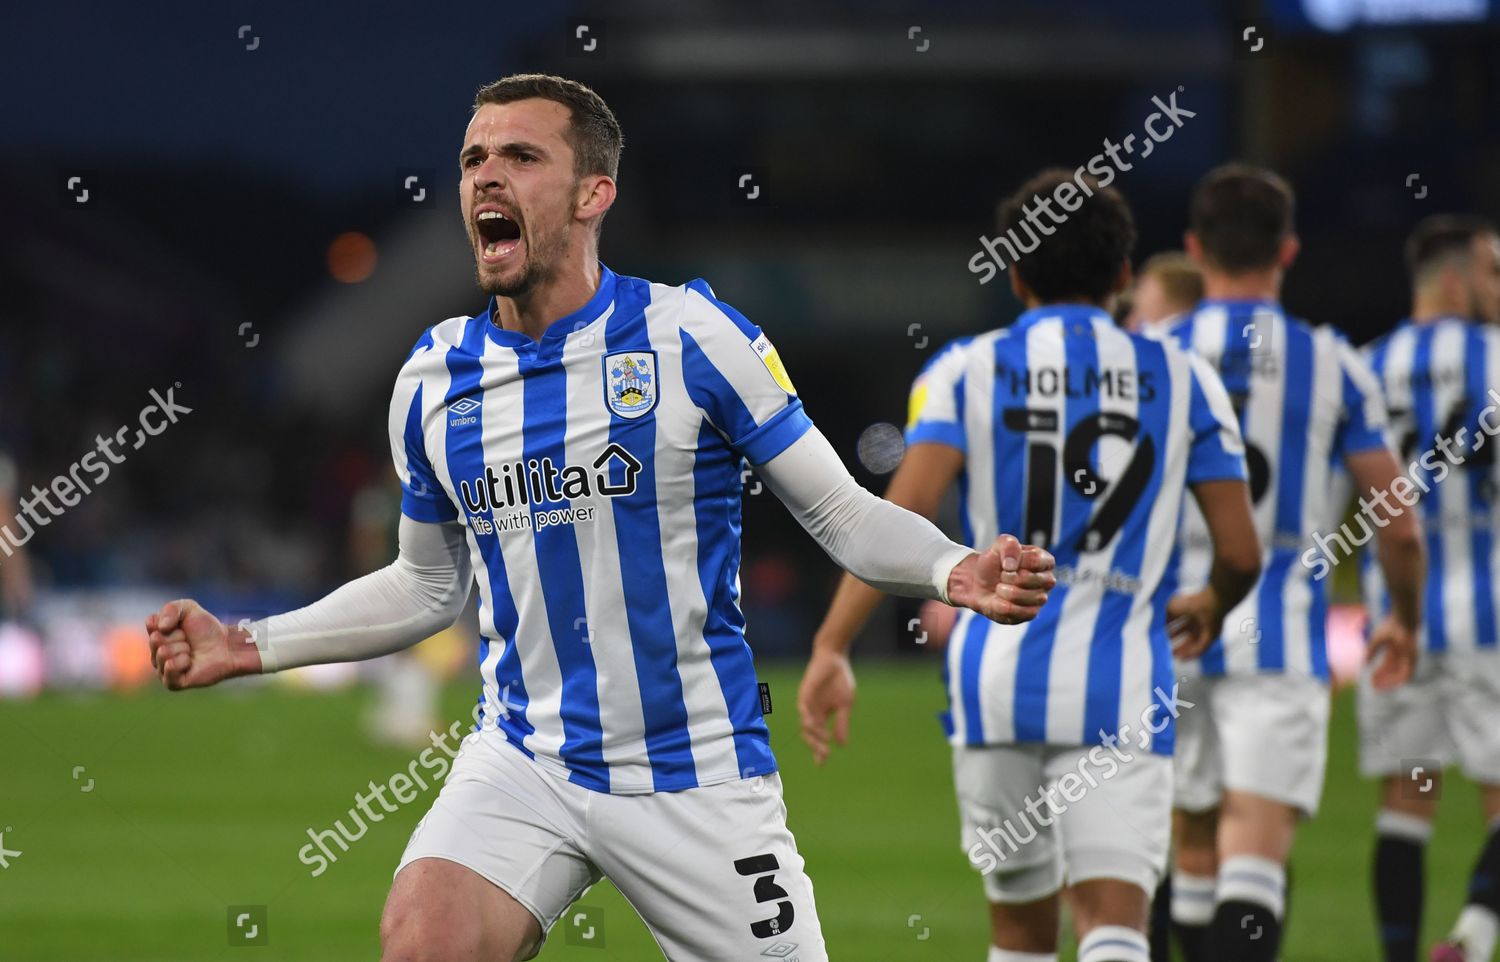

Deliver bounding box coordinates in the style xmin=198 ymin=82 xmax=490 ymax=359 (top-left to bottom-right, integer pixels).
xmin=760 ymin=942 xmax=799 ymax=958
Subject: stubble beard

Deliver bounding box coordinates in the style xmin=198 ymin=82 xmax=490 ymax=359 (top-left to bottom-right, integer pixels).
xmin=474 ymin=219 xmax=572 ymax=299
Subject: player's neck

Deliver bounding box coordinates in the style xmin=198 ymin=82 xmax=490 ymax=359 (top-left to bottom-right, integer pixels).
xmin=492 ymin=256 xmax=602 ymax=341
xmin=1201 ymin=268 xmax=1280 ymax=304
xmin=1024 ymin=297 xmax=1108 ymax=311
xmin=1410 ymin=293 xmax=1468 ymax=324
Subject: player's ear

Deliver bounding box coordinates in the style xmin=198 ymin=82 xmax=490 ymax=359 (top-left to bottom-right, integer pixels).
xmin=576 ymin=174 xmax=616 ymax=225
xmin=1008 ymin=269 xmax=1029 ymax=306
xmin=1279 ymin=233 xmax=1300 ymax=270
xmin=1183 ymin=230 xmax=1205 ymax=265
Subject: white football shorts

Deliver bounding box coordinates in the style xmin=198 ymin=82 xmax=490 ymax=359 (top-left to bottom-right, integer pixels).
xmin=1358 ymin=648 xmax=1500 ymax=786
xmin=1172 ymin=672 xmax=1331 ymax=817
xmin=397 ymin=731 xmax=827 ymax=961
xmin=952 ymin=742 xmax=1172 ymax=904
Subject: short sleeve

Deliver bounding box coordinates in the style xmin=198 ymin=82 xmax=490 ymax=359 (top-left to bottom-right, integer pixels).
xmin=1333 ymin=336 xmax=1391 ymax=457
xmin=678 ymin=279 xmax=814 ymax=465
xmin=904 ymin=338 xmax=971 ymax=452
xmin=389 ymin=338 xmax=458 ymax=524
xmin=1185 ymin=352 xmax=1249 ymax=484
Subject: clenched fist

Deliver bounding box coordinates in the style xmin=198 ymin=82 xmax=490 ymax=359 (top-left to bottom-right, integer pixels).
xmin=146 ymin=599 xmax=262 ymax=690
xmin=946 ymin=534 xmax=1056 ymax=625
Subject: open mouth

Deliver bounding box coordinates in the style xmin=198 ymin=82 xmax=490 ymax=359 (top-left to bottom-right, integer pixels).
xmin=475 ymin=209 xmax=521 ymax=262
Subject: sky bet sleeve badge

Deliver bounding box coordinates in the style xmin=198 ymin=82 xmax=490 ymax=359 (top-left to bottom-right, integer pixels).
xmin=603 ymin=350 xmax=659 ymax=419
xmin=750 ymin=332 xmax=796 ymax=395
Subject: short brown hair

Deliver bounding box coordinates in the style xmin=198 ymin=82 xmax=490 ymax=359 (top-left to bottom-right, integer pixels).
xmin=473 ymin=74 xmax=623 ymax=181
xmin=1405 ymin=214 xmax=1498 ymax=279
xmin=1139 ymin=251 xmax=1204 ymax=312
xmin=1189 ymin=163 xmax=1295 ymax=272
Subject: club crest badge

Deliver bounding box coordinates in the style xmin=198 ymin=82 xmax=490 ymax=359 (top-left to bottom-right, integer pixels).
xmin=604 ymin=350 xmax=658 ymax=419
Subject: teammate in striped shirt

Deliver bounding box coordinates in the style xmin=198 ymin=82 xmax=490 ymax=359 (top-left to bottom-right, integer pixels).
xmin=798 ymin=169 xmax=1261 ymax=962
xmin=1359 ymin=215 xmax=1500 ymax=962
xmin=142 ymin=74 xmax=1057 ymax=962
xmin=1160 ymin=164 xmax=1423 ymax=962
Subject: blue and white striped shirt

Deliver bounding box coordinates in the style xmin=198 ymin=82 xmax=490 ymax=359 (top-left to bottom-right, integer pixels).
xmin=1361 ymin=317 xmax=1500 ymax=654
xmin=388 ymin=264 xmax=810 ymax=794
xmin=908 ymin=305 xmax=1246 ymax=755
xmin=1166 ymin=300 xmax=1389 ymax=679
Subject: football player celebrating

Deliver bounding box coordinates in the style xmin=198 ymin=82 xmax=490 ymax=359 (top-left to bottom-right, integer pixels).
xmin=145 ymin=74 xmax=1055 ymax=962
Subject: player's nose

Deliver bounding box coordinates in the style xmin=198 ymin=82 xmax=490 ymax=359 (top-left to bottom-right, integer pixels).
xmin=472 ymin=155 xmax=508 ymax=193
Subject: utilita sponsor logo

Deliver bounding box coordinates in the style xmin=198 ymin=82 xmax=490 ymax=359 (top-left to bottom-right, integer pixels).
xmin=457 ymin=445 xmax=642 ymax=515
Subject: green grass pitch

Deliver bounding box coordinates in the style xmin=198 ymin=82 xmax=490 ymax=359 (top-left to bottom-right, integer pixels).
xmin=0 ymin=662 xmax=1486 ymax=960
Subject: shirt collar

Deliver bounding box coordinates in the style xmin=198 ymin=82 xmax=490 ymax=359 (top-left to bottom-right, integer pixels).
xmin=1011 ymin=303 xmax=1113 ymax=332
xmin=481 ymin=262 xmax=618 ymax=349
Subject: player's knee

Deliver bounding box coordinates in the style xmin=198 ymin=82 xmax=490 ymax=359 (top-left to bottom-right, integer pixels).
xmin=1381 ymin=772 xmax=1441 ymax=817
xmin=380 ymin=894 xmax=475 ymax=962
xmin=988 ymin=893 xmax=1060 ymax=953
xmin=381 ymin=861 xmax=540 ymax=962
xmin=1173 ymin=806 xmax=1219 ymax=853
xmin=1067 ymin=870 xmax=1152 ymax=933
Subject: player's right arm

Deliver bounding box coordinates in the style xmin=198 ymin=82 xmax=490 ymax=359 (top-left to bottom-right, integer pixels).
xmin=148 ymin=332 xmax=473 ymax=691
xmin=148 ymin=515 xmax=471 ymax=690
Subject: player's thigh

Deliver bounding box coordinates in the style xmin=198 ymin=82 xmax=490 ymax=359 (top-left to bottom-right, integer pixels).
xmin=1171 ymin=674 xmax=1223 ymax=815
xmin=1443 ymin=651 xmax=1500 ymax=786
xmin=1047 ymin=746 xmax=1171 ymax=902
xmin=953 ymin=743 xmax=1063 ymax=905
xmin=1359 ymin=652 xmax=1451 ymax=780
xmin=1217 ymin=672 xmax=1330 ymax=817
xmin=590 ymin=774 xmax=827 ymax=961
xmin=381 ymin=857 xmax=542 ymax=962
xmin=392 ymin=735 xmax=601 ymax=960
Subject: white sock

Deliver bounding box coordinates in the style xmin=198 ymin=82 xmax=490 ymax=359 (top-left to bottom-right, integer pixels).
xmin=1170 ymin=871 xmax=1217 ymax=926
xmin=1077 ymin=925 xmax=1149 ymax=962
xmin=988 ymin=947 xmax=1056 ymax=962
xmin=1377 ymin=808 xmax=1434 ymax=843
xmin=1217 ymin=853 xmax=1287 ymax=919
xmin=1453 ymin=904 xmax=1500 ymax=960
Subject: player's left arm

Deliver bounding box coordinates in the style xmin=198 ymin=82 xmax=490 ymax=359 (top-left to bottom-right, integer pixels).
xmin=756 ymin=428 xmax=1055 ymax=617
xmin=677 ymin=282 xmax=1054 ymax=620
xmin=1337 ymin=339 xmax=1424 ymax=689
xmin=1167 ymin=352 xmax=1262 ymax=658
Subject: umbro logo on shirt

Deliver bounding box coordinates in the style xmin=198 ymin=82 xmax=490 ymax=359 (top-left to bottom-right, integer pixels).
xmin=447 ymin=397 xmax=480 ymax=427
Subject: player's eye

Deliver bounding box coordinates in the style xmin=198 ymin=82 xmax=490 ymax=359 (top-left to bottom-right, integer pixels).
xmin=462 ymin=155 xmax=482 ymax=169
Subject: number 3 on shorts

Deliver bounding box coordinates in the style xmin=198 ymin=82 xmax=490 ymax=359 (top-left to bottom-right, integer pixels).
xmin=734 ymin=853 xmax=795 ymax=939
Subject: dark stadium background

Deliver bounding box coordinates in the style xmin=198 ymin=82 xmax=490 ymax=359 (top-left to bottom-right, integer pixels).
xmin=2 ymin=2 xmax=1498 ymax=960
